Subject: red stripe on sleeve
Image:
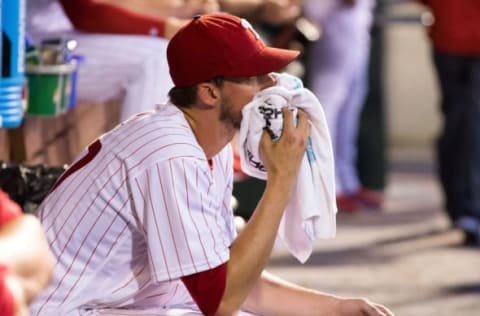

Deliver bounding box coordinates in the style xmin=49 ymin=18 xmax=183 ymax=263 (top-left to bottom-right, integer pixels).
xmin=181 ymin=262 xmax=227 ymax=316
xmin=0 ymin=265 xmax=15 ymax=316
xmin=0 ymin=191 xmax=22 ymax=225
xmin=50 ymin=139 xmax=102 ymax=192
xmin=59 ymin=0 xmax=166 ymax=37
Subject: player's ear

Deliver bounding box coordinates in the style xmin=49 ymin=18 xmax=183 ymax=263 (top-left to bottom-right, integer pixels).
xmin=197 ymin=82 xmax=220 ymax=107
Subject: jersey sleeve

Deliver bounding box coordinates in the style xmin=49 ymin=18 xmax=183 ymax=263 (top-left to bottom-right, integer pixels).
xmin=130 ymin=157 xmax=233 ymax=282
xmin=0 ymin=191 xmax=22 ymax=226
xmin=59 ymin=0 xmax=166 ymax=37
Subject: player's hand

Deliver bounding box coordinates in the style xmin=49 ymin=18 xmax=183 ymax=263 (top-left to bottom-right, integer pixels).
xmin=164 ymin=0 xmax=219 ymax=39
xmin=260 ymin=107 xmax=310 ymax=186
xmin=259 ymin=0 xmax=302 ymax=25
xmin=4 ymin=274 xmax=29 ymax=316
xmin=164 ymin=17 xmax=190 ymax=39
xmin=336 ymin=297 xmax=394 ymax=316
xmin=182 ymin=0 xmax=220 ymax=18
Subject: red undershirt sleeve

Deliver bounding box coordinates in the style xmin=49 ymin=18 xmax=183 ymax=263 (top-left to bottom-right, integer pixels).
xmin=59 ymin=0 xmax=166 ymax=37
xmin=0 ymin=265 xmax=15 ymax=316
xmin=181 ymin=262 xmax=227 ymax=316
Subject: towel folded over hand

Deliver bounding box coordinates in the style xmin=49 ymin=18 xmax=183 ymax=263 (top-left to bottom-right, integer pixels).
xmin=238 ymin=73 xmax=337 ymax=263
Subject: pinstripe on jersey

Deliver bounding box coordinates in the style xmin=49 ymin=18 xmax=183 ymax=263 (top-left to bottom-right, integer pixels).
xmin=30 ymin=104 xmax=236 ymax=315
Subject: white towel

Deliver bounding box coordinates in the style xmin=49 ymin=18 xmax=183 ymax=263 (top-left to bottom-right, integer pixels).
xmin=238 ymin=73 xmax=337 ymax=263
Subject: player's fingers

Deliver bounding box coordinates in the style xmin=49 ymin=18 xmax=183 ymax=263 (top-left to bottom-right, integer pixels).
xmin=373 ymin=303 xmax=394 ymax=316
xmin=280 ymin=108 xmax=310 ymax=155
xmin=295 ymin=109 xmax=310 ymax=135
xmin=259 ymin=126 xmax=275 ymax=166
xmin=260 ymin=126 xmax=274 ymax=151
xmin=281 ymin=107 xmax=295 ymax=133
xmin=362 ymin=303 xmax=390 ymax=316
xmin=261 ymin=126 xmax=275 ymax=143
xmin=281 ymin=107 xmax=309 ymax=134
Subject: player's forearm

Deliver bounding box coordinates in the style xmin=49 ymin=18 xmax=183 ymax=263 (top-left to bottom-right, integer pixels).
xmin=0 ymin=215 xmax=53 ymax=303
xmin=218 ymin=109 xmax=309 ymax=315
xmin=59 ymin=0 xmax=168 ymax=37
xmin=91 ymin=0 xmax=187 ymax=18
xmin=217 ymin=176 xmax=295 ymax=315
xmin=92 ymin=0 xmax=219 ymax=19
xmin=218 ymin=0 xmax=264 ymax=17
xmin=243 ymin=271 xmax=341 ymax=315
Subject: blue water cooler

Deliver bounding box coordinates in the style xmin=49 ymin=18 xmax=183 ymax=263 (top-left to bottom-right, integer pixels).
xmin=1 ymin=0 xmax=26 ymax=128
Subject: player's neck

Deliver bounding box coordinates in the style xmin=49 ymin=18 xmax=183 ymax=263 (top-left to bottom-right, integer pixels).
xmin=181 ymin=108 xmax=234 ymax=159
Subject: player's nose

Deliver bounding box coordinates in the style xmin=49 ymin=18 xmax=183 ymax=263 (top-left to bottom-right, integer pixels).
xmin=258 ymin=73 xmax=276 ymax=90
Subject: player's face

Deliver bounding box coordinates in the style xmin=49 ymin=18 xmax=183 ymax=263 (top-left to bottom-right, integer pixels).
xmin=219 ymin=96 xmax=242 ymax=129
xmin=218 ymin=74 xmax=275 ymax=128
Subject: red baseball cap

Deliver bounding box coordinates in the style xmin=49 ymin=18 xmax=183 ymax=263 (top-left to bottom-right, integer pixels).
xmin=167 ymin=13 xmax=300 ymax=87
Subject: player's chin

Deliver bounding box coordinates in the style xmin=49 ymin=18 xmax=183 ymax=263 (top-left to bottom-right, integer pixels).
xmin=234 ymin=120 xmax=242 ymax=130
xmin=235 ymin=113 xmax=244 ymax=129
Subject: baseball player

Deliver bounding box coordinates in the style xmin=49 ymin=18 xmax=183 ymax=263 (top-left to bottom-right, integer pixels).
xmin=30 ymin=13 xmax=393 ymax=316
xmin=0 ymin=190 xmax=53 ymax=316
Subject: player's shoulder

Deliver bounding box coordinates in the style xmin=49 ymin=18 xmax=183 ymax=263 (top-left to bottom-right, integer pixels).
xmin=107 ymin=104 xmax=205 ymax=173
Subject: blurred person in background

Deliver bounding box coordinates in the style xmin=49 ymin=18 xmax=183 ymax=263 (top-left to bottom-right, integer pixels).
xmin=0 ymin=190 xmax=53 ymax=316
xmin=303 ymin=0 xmax=380 ymax=213
xmin=418 ymin=0 xmax=480 ymax=247
xmin=26 ymin=0 xmax=218 ymax=121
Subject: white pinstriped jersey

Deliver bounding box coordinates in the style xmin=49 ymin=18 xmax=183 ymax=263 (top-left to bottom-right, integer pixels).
xmin=30 ymin=104 xmax=236 ymax=315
